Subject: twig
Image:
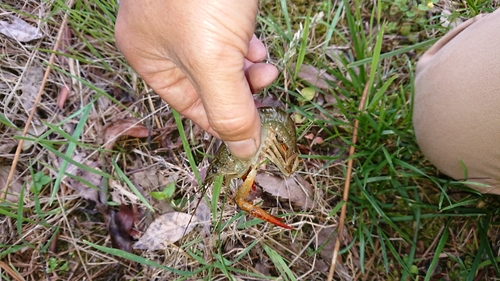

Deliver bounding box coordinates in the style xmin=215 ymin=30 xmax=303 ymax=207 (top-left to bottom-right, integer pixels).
xmin=0 ymin=260 xmax=25 ymax=281
xmin=327 ymin=82 xmax=370 ymax=281
xmin=1 ymin=3 xmax=73 ymax=200
xmin=2 ymin=3 xmax=94 ymax=280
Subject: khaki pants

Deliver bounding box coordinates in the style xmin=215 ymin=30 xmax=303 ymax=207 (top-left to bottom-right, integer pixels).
xmin=413 ymin=8 xmax=500 ymax=194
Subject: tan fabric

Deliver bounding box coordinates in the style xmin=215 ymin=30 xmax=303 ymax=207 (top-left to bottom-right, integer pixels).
xmin=413 ymin=8 xmax=500 ymax=194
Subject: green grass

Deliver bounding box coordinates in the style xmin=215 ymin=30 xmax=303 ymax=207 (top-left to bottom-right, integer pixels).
xmin=1 ymin=0 xmax=500 ymax=280
xmin=261 ymin=0 xmax=500 ymax=279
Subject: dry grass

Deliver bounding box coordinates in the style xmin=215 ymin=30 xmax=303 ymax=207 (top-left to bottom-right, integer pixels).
xmin=0 ymin=1 xmax=343 ymax=280
xmin=2 ymin=0 xmax=500 ymax=280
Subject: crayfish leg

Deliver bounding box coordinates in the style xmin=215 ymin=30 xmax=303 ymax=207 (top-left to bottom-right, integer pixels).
xmin=235 ymin=169 xmax=292 ymax=229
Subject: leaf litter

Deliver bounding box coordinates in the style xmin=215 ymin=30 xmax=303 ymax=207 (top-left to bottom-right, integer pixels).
xmin=107 ymin=204 xmax=142 ymax=252
xmin=296 ymin=63 xmax=336 ymax=90
xmin=255 ymin=173 xmax=314 ymax=210
xmin=62 ymin=152 xmax=105 ymax=205
xmin=0 ymin=2 xmax=344 ymax=280
xmin=0 ymin=166 xmax=23 ymax=203
xmin=15 ymin=65 xmax=48 ymax=150
xmin=133 ymin=212 xmax=198 ymax=250
xmin=101 ymin=117 xmax=152 ymax=150
xmin=0 ymin=15 xmax=42 ymax=42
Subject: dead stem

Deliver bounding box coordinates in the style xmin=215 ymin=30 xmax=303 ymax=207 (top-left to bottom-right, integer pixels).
xmin=1 ymin=1 xmax=74 ymax=201
xmin=328 ymin=82 xmax=370 ymax=281
xmin=0 ymin=260 xmax=25 ymax=281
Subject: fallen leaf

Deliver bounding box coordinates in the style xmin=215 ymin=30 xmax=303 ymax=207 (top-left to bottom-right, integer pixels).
xmin=17 ymin=64 xmax=48 ymax=150
xmin=0 ymin=15 xmax=42 ymax=42
xmin=0 ymin=166 xmax=23 ymax=203
xmin=255 ymin=262 xmax=272 ymax=277
xmin=57 ymin=85 xmax=70 ymax=109
xmin=300 ymin=87 xmax=316 ymax=101
xmin=48 ymin=228 xmax=60 ymax=253
xmin=102 ymin=118 xmax=151 ymax=150
xmin=108 ymin=209 xmax=133 ymax=252
xmin=194 ymin=196 xmax=211 ymax=237
xmin=315 ymin=226 xmax=355 ymax=279
xmin=56 ymin=23 xmax=72 ymax=109
xmin=304 ymin=133 xmax=315 ymax=140
xmin=0 ymin=136 xmax=17 ymax=153
xmin=133 ymin=212 xmax=198 ymax=250
xmin=313 ymin=137 xmax=324 ymax=145
xmin=254 ymin=96 xmax=284 ymax=108
xmin=296 ymin=64 xmax=336 ymax=90
xmin=16 ymin=122 xmax=47 ymax=151
xmin=56 ymin=22 xmax=72 ymax=65
xmin=316 ymin=226 xmax=337 ymax=262
xmin=304 ymin=133 xmax=324 ymax=146
xmin=116 ymin=205 xmax=136 ymax=234
xmin=64 ymin=153 xmax=104 ymax=205
xmin=131 ymin=166 xmax=160 ymax=190
xmin=20 ymin=65 xmax=44 ymax=113
xmin=255 ymin=173 xmax=314 ymax=210
xmin=108 ymin=204 xmax=141 ymax=252
xmin=109 ymin=179 xmax=140 ymax=205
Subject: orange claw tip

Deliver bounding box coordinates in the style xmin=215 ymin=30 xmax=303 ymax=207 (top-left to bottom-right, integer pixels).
xmin=267 ymin=215 xmax=293 ymax=230
xmin=273 ymin=221 xmax=293 ymax=230
xmin=249 ymin=209 xmax=293 ymax=230
xmin=254 ymin=215 xmax=293 ymax=229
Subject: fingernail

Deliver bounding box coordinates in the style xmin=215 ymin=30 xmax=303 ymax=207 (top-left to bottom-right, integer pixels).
xmin=225 ymin=138 xmax=259 ymax=160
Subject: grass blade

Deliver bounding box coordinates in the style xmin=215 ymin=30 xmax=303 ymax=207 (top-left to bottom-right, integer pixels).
xmin=263 ymin=244 xmax=296 ymax=281
xmin=172 ymin=109 xmax=201 ymax=185
xmin=112 ymin=160 xmax=154 ymax=212
xmin=51 ymin=103 xmax=91 ymax=204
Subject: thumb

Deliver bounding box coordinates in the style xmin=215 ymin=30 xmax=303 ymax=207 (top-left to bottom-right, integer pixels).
xmin=197 ymin=63 xmax=262 ymax=159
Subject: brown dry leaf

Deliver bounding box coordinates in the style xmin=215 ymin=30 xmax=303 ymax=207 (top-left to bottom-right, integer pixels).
xmin=304 ymin=133 xmax=315 ymax=140
xmin=102 ymin=118 xmax=150 ymax=150
xmin=296 ymin=64 xmax=336 ymax=90
xmin=109 ymin=178 xmax=140 ymax=205
xmin=316 ymin=226 xmax=353 ymax=280
xmin=56 ymin=22 xmax=72 ymax=65
xmin=0 ymin=166 xmax=23 ymax=203
xmin=115 ymin=204 xmax=135 ymax=235
xmin=194 ymin=196 xmax=211 ymax=237
xmin=131 ymin=166 xmax=160 ymax=190
xmin=108 ymin=209 xmax=133 ymax=252
xmin=56 ymin=23 xmax=72 ymax=109
xmin=133 ymin=212 xmax=198 ymax=250
xmin=255 ymin=173 xmax=314 ymax=210
xmin=0 ymin=15 xmax=42 ymax=42
xmin=108 ymin=204 xmax=140 ymax=252
xmin=316 ymin=226 xmax=337 ymax=262
xmin=304 ymin=133 xmax=324 ymax=146
xmin=57 ymin=85 xmax=70 ymax=110
xmin=0 ymin=135 xmax=17 ymax=153
xmin=16 ymin=122 xmax=47 ymax=151
xmin=18 ymin=64 xmax=48 ymax=150
xmin=313 ymin=136 xmax=324 ymax=145
xmin=255 ymin=262 xmax=272 ymax=277
xmin=20 ymin=65 xmax=44 ymax=113
xmin=64 ymin=153 xmax=104 ymax=204
xmin=254 ymin=96 xmax=284 ymax=108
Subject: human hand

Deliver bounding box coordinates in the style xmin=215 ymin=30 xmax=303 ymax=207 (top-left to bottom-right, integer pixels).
xmin=115 ymin=0 xmax=278 ymax=159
